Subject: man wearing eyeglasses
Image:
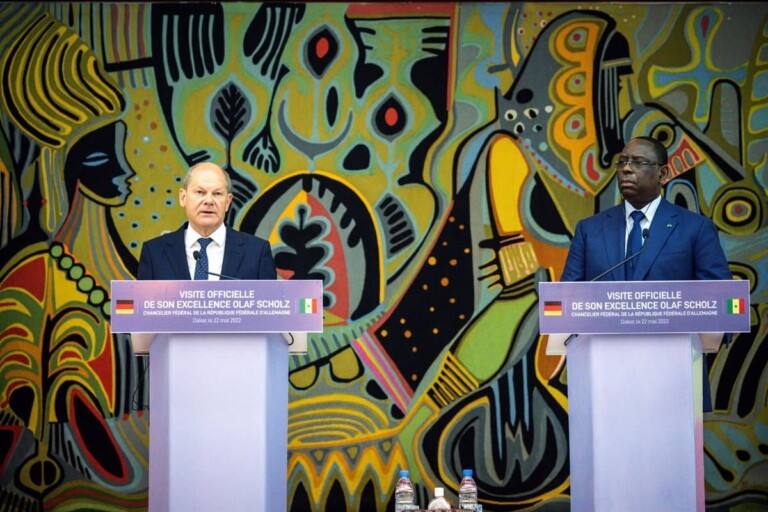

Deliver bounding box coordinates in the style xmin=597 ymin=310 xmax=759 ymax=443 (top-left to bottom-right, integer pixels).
xmin=561 ymin=136 xmax=731 ymax=283
xmin=560 ymin=136 xmax=732 ymax=412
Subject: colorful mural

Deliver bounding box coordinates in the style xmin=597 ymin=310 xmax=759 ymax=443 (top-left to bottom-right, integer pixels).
xmin=0 ymin=2 xmax=766 ymax=511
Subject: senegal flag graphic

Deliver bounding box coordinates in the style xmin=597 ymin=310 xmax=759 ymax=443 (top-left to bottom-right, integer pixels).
xmin=726 ymin=298 xmax=745 ymax=315
xmin=300 ymin=298 xmax=318 ymax=314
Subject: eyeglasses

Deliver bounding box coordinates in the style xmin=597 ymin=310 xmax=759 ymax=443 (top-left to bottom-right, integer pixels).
xmin=614 ymin=159 xmax=662 ymax=171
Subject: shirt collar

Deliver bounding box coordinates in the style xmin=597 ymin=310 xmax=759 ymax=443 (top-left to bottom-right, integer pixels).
xmin=624 ymin=195 xmax=662 ymax=224
xmin=185 ymin=223 xmax=227 ymax=249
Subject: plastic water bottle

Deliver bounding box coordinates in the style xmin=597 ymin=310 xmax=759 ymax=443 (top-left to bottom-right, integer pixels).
xmin=427 ymin=487 xmax=451 ymax=510
xmin=458 ymin=469 xmax=478 ymax=511
xmin=394 ymin=469 xmax=415 ymax=511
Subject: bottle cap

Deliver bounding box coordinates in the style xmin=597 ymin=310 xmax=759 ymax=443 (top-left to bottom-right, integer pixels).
xmin=435 ymin=487 xmax=444 ymax=497
xmin=400 ymin=469 xmax=410 ymax=478
xmin=463 ymin=469 xmax=473 ymax=477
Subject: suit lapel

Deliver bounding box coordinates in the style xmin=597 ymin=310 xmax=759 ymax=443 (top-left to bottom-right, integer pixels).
xmin=633 ymin=199 xmax=677 ymax=280
xmin=221 ymin=227 xmax=244 ymax=278
xmin=164 ymin=225 xmax=192 ymax=279
xmin=602 ymin=205 xmax=626 ymax=280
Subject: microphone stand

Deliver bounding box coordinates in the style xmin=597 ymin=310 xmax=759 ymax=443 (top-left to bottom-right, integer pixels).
xmin=193 ymin=250 xmax=239 ymax=280
xmin=590 ymin=229 xmax=649 ymax=282
xmin=564 ymin=229 xmax=650 ymax=347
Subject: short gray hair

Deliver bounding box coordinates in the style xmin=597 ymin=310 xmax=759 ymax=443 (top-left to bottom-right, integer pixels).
xmin=182 ymin=162 xmax=232 ymax=193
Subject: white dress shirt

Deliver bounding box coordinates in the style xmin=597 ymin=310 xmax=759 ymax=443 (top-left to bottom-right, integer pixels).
xmin=624 ymin=195 xmax=661 ymax=250
xmin=184 ymin=224 xmax=227 ymax=280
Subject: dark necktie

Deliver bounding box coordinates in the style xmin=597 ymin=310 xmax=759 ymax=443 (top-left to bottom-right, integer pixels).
xmin=194 ymin=238 xmax=213 ymax=280
xmin=625 ymin=210 xmax=645 ymax=280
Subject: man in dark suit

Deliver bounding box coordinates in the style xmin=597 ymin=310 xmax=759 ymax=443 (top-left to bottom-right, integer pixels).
xmin=137 ymin=162 xmax=276 ymax=281
xmin=560 ymin=136 xmax=732 ymax=411
xmin=561 ymin=136 xmax=731 ymax=282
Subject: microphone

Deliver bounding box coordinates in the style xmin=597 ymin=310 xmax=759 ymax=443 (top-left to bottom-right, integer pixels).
xmin=565 ymin=229 xmax=650 ymax=348
xmin=590 ymin=228 xmax=649 ymax=282
xmin=192 ymin=250 xmax=239 ymax=280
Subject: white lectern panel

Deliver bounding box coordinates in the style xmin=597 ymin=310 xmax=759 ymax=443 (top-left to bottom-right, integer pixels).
xmin=149 ymin=333 xmax=288 ymax=512
xmin=567 ymin=333 xmax=704 ymax=512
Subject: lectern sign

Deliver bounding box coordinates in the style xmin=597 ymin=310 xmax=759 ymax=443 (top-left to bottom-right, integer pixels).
xmin=110 ymin=279 xmax=323 ymax=333
xmin=539 ymin=279 xmax=750 ymax=334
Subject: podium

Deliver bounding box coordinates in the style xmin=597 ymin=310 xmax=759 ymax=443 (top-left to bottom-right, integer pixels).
xmin=539 ymin=280 xmax=750 ymax=512
xmin=110 ymin=279 xmax=323 ymax=512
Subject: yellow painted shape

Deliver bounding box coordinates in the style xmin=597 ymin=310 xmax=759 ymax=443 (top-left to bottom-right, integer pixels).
xmin=488 ymin=136 xmax=528 ymax=235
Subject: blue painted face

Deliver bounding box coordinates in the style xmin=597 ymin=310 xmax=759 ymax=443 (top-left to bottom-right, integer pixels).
xmin=64 ymin=121 xmax=135 ymax=206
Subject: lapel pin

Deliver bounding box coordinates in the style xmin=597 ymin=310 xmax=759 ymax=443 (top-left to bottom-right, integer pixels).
xmin=666 ymin=223 xmax=673 ymax=228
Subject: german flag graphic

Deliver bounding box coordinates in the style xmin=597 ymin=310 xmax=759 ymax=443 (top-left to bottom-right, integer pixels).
xmin=543 ymin=301 xmax=563 ymax=317
xmin=115 ymin=299 xmax=135 ymax=315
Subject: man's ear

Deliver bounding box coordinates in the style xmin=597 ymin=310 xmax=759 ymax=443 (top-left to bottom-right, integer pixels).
xmin=659 ymin=164 xmax=670 ymax=185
